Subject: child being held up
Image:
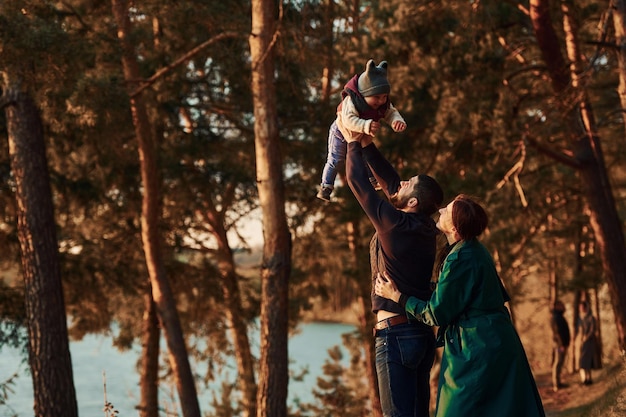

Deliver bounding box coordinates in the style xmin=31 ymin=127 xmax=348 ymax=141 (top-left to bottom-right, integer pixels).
xmin=317 ymin=59 xmax=407 ymax=202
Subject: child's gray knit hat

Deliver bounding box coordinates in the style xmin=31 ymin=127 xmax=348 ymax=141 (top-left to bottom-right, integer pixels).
xmin=358 ymin=59 xmax=391 ymax=97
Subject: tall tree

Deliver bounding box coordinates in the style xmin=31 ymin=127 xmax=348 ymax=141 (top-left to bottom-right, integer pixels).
xmin=110 ymin=1 xmax=201 ymax=416
xmin=346 ymin=218 xmax=382 ymax=417
xmin=141 ymin=4 xmax=261 ymax=414
xmin=138 ymin=290 xmax=160 ymax=417
xmin=0 ymin=87 xmax=78 ymax=417
xmin=199 ymin=204 xmax=258 ymax=417
xmin=611 ymin=0 xmax=626 ymax=133
xmin=249 ymin=0 xmax=292 ymax=416
xmin=529 ymin=0 xmax=626 ymax=351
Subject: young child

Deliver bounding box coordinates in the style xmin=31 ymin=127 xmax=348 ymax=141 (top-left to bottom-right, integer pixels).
xmin=317 ymin=59 xmax=407 ymax=202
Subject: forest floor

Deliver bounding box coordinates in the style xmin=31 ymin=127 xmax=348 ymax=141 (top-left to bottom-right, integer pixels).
xmin=535 ymin=360 xmax=626 ymax=417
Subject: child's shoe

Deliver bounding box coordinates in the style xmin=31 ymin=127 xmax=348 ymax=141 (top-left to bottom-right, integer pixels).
xmin=316 ymin=186 xmax=332 ymax=202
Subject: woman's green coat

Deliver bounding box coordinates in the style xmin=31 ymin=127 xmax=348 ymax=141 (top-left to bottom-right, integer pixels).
xmin=405 ymin=239 xmax=545 ymax=417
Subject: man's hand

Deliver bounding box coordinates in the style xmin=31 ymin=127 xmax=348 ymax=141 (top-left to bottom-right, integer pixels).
xmin=361 ymin=136 xmax=373 ymax=147
xmin=369 ymin=120 xmax=381 ymax=136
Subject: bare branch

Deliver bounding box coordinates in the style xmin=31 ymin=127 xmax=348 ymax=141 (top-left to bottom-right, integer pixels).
xmin=524 ymin=133 xmax=582 ymax=169
xmin=504 ymin=64 xmax=549 ymax=84
xmin=496 ymin=141 xmax=528 ymax=207
xmin=251 ymin=1 xmax=284 ymax=72
xmin=131 ymin=31 xmax=243 ymax=98
xmin=586 ymin=2 xmax=614 ymax=68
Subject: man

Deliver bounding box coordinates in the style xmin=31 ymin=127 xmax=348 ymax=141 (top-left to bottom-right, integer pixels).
xmin=345 ymin=134 xmax=443 ymax=417
xmin=550 ymin=300 xmax=571 ymax=392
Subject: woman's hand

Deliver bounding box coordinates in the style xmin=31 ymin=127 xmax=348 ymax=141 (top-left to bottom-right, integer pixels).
xmin=374 ymin=272 xmax=401 ymax=303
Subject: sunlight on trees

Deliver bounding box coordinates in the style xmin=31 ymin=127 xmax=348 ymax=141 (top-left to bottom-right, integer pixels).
xmin=1 ymin=0 xmax=626 ymax=415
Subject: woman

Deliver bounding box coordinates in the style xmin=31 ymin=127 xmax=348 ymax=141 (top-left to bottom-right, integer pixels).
xmin=577 ymin=300 xmax=597 ymax=385
xmin=375 ymin=194 xmax=545 ymax=417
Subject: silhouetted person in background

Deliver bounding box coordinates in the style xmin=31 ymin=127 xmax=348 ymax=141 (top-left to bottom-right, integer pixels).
xmin=550 ymin=300 xmax=570 ymax=392
xmin=577 ymin=301 xmax=597 ymax=385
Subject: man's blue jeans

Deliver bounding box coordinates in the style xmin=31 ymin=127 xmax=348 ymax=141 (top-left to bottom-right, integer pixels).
xmin=375 ymin=322 xmax=436 ymax=417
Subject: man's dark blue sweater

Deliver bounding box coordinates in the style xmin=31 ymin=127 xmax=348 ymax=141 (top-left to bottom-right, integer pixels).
xmin=346 ymin=141 xmax=439 ymax=317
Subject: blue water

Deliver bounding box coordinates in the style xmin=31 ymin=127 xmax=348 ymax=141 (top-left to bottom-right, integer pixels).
xmin=0 ymin=322 xmax=356 ymax=416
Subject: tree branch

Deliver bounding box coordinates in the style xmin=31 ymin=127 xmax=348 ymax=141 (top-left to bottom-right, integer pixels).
xmin=525 ymin=133 xmax=582 ymax=169
xmin=131 ymin=31 xmax=243 ymax=98
xmin=251 ymin=1 xmax=283 ymax=72
xmin=496 ymin=140 xmax=528 ymax=207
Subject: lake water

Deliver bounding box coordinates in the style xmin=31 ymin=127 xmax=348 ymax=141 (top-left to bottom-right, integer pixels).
xmin=0 ymin=322 xmax=356 ymax=416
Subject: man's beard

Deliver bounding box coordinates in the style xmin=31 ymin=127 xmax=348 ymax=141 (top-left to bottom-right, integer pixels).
xmin=390 ymin=192 xmax=410 ymax=210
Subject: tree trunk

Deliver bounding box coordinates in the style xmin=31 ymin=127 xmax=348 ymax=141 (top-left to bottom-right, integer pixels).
xmin=2 ymin=89 xmax=78 ymax=417
xmin=592 ymin=287 xmax=603 ymax=368
xmin=249 ymin=1 xmax=291 ymax=416
xmin=346 ymin=221 xmax=382 ymax=417
xmin=611 ymin=0 xmax=626 ymax=133
xmin=139 ymin=290 xmax=160 ymax=417
xmin=200 ymin=195 xmax=258 ymax=417
xmin=197 ymin=173 xmax=258 ymax=416
xmin=111 ymin=1 xmax=201 ymax=416
xmin=530 ymin=0 xmax=626 ymax=352
xmin=571 ymin=290 xmax=583 ymax=373
xmin=548 ymin=215 xmax=557 ymax=307
xmin=222 ymin=268 xmax=257 ymax=417
xmin=213 ymin=228 xmax=257 ymax=417
xmin=320 ymin=0 xmax=335 ymax=104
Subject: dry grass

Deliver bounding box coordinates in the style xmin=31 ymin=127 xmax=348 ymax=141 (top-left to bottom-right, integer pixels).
xmin=536 ymin=359 xmax=626 ymax=417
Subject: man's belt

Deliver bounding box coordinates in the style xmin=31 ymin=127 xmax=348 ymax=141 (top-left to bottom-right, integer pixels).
xmin=373 ymin=315 xmax=409 ymax=336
